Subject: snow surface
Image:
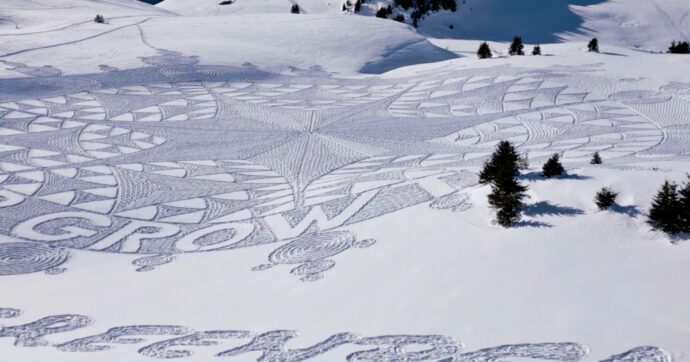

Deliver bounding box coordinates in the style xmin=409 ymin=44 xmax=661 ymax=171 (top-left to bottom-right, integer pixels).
xmin=0 ymin=0 xmax=689 ymax=361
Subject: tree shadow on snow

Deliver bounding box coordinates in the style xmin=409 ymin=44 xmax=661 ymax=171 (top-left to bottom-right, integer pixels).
xmin=514 ymin=220 xmax=553 ymax=228
xmin=609 ymin=204 xmax=641 ymax=217
xmin=519 ymin=171 xmax=592 ymax=181
xmin=523 ymin=201 xmax=584 ymax=217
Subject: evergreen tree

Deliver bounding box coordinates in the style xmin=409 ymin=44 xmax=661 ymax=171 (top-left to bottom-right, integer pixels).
xmin=479 ymin=140 xmax=523 ymax=184
xmin=393 ymin=14 xmax=405 ymax=22
xmin=508 ymin=36 xmax=524 ymax=56
xmin=375 ymin=7 xmax=388 ymax=18
xmin=387 ymin=5 xmax=393 ymax=14
xmin=588 ymin=38 xmax=599 ymax=52
xmin=532 ymin=45 xmax=541 ymax=55
xmin=94 ymin=14 xmax=105 ymax=23
xmin=488 ymin=167 xmax=528 ymax=227
xmin=648 ymin=181 xmax=682 ymax=233
xmin=477 ymin=42 xmax=492 ymax=59
xmin=291 ymin=4 xmax=300 ymax=13
xmin=679 ymin=176 xmax=690 ymax=232
xmin=480 ymin=141 xmax=527 ymax=227
xmin=595 ymin=187 xmax=617 ymax=210
xmin=354 ymin=0 xmax=361 ymax=13
xmin=590 ymin=152 xmax=602 ymax=165
xmin=542 ymin=153 xmax=565 ymax=178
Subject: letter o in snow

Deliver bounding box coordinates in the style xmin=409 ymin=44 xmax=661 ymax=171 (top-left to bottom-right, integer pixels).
xmin=174 ymin=222 xmax=254 ymax=252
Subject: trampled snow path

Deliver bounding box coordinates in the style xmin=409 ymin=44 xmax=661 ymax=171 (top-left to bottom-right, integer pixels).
xmin=0 ymin=59 xmax=689 ymax=360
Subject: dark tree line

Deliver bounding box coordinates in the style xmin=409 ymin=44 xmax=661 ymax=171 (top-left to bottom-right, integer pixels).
xmin=668 ymin=41 xmax=690 ymax=54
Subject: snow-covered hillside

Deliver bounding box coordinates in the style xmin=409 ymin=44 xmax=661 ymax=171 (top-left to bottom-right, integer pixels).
xmin=157 ymin=0 xmax=690 ymax=51
xmin=0 ymin=0 xmax=689 ymax=361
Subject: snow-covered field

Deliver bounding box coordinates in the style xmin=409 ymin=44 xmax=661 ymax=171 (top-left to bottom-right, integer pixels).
xmin=0 ymin=0 xmax=689 ymax=361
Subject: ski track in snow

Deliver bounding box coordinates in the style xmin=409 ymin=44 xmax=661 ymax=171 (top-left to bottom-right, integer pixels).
xmin=0 ymin=307 xmax=673 ymax=361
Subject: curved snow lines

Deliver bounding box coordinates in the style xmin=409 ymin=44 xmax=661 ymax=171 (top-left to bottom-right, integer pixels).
xmin=599 ymin=346 xmax=671 ymax=362
xmin=252 ymin=230 xmax=375 ymax=281
xmin=607 ymin=99 xmax=667 ymax=157
xmin=0 ymin=242 xmax=70 ymax=275
xmin=0 ymin=18 xmax=154 ymax=59
xmin=0 ymin=309 xmax=672 ymax=362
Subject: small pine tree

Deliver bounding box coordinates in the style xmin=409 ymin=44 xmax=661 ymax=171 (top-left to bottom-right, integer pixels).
xmin=588 ymin=38 xmax=599 ymax=52
xmin=477 ymin=42 xmax=492 ymax=59
xmin=508 ymin=36 xmax=524 ymax=56
xmin=291 ymin=4 xmax=300 ymax=13
xmin=532 ymin=45 xmax=541 ymax=55
xmin=94 ymin=14 xmax=105 ymax=24
xmin=479 ymin=140 xmax=523 ymax=184
xmin=387 ymin=5 xmax=393 ymax=14
xmin=595 ymin=187 xmax=617 ymax=210
xmin=648 ymin=181 xmax=682 ymax=234
xmin=375 ymin=7 xmax=388 ymax=18
xmin=542 ymin=153 xmax=565 ymax=178
xmin=488 ymin=167 xmax=528 ymax=227
xmin=354 ymin=0 xmax=361 ymax=13
xmin=679 ymin=176 xmax=690 ymax=232
xmin=393 ymin=14 xmax=405 ymax=22
xmin=590 ymin=152 xmax=602 ymax=165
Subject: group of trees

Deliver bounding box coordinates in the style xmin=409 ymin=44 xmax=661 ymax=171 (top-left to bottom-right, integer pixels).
xmin=396 ymin=0 xmax=457 ymax=27
xmin=668 ymin=41 xmax=690 ymax=54
xmin=480 ymin=142 xmax=689 ymax=236
xmin=477 ymin=37 xmax=541 ymax=59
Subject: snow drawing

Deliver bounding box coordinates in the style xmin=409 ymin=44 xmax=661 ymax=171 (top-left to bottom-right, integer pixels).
xmin=0 ymin=307 xmax=672 ymax=361
xmin=0 ymin=63 xmax=688 ymax=279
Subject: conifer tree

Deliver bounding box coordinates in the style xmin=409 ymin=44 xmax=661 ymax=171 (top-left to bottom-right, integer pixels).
xmin=488 ymin=167 xmax=528 ymax=227
xmin=480 ymin=141 xmax=528 ymax=227
xmin=648 ymin=181 xmax=682 ymax=233
xmin=477 ymin=42 xmax=492 ymax=59
xmin=590 ymin=152 xmax=602 ymax=165
xmin=595 ymin=187 xmax=617 ymax=210
xmin=532 ymin=45 xmax=541 ymax=55
xmin=542 ymin=153 xmax=565 ymax=178
xmin=508 ymin=36 xmax=524 ymax=56
xmin=354 ymin=0 xmax=361 ymax=13
xmin=291 ymin=4 xmax=300 ymax=13
xmin=479 ymin=140 xmax=523 ymax=184
xmin=94 ymin=14 xmax=105 ymax=23
xmin=588 ymin=38 xmax=599 ymax=52
xmin=376 ymin=7 xmax=388 ymax=18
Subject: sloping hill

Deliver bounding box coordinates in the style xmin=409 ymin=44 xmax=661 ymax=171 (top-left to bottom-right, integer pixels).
xmin=162 ymin=0 xmax=690 ymax=51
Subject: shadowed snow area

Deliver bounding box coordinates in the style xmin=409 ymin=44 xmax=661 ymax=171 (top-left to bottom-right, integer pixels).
xmin=0 ymin=0 xmax=689 ymax=361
